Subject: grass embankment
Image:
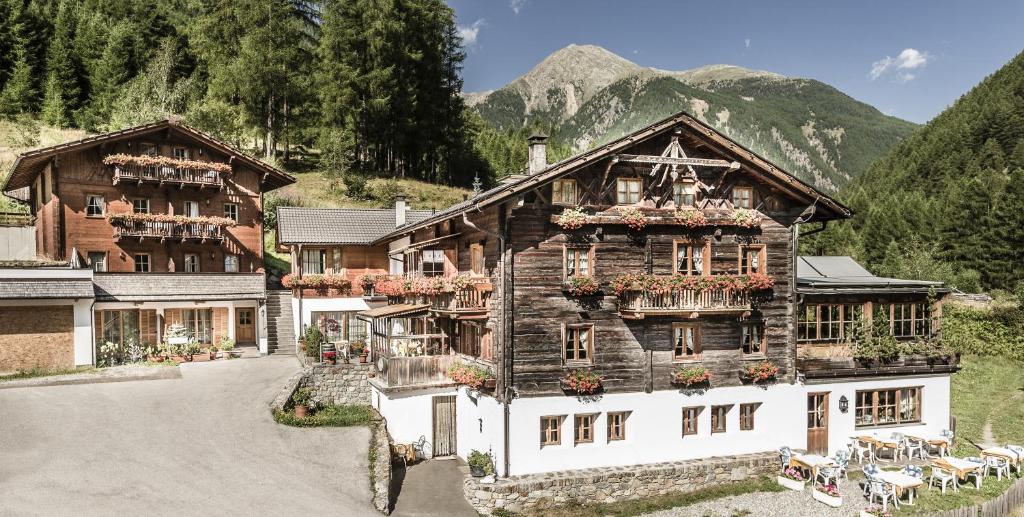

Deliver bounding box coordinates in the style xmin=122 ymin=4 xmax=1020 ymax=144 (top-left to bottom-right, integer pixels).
xmin=0 ymin=366 xmax=95 ymax=381
xmin=272 ymin=404 xmax=375 ymax=427
xmin=275 ymin=171 xmax=470 ymax=211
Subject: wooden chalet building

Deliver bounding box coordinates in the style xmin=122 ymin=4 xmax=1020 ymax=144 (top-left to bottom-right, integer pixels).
xmin=348 ymin=110 xmax=957 ymax=476
xmin=1 ymin=119 xmax=294 ymax=361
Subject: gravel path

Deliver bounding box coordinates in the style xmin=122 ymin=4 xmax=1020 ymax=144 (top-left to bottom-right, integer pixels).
xmin=644 ymin=477 xmax=884 ymax=517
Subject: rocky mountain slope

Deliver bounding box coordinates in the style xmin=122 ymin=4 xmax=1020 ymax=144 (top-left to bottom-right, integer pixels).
xmin=468 ymin=44 xmax=916 ymax=192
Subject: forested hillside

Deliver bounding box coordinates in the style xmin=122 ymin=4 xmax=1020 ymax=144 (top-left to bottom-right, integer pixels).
xmin=0 ymin=0 xmax=487 ymax=191
xmin=806 ymin=50 xmax=1024 ymax=292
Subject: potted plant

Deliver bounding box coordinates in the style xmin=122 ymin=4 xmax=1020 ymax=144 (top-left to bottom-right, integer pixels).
xmin=563 ymin=275 xmax=599 ymax=296
xmin=446 ymin=363 xmax=494 ymax=389
xmin=323 ymin=350 xmax=337 ymax=365
xmin=556 ymin=207 xmax=588 ymax=230
xmin=350 ymin=341 xmax=368 ymax=363
xmin=219 ymin=336 xmax=235 ymax=359
xmin=812 ymin=482 xmax=842 ymax=508
xmin=731 ymin=208 xmax=761 ymax=228
xmin=561 ymin=368 xmax=603 ymax=395
xmin=619 ymin=206 xmax=647 ymax=231
xmin=207 ymin=343 xmax=219 ymax=361
xmin=671 ymin=365 xmax=711 ymax=387
xmin=182 ymin=342 xmax=202 ymax=362
xmin=741 ymin=361 xmax=779 ymax=383
xmin=467 ymin=450 xmax=495 ymax=478
xmin=674 ymin=209 xmax=708 ymax=228
xmin=304 ymin=324 xmax=323 ymax=360
xmin=776 ymin=467 xmax=806 ymax=491
xmin=291 ymin=387 xmax=313 ymax=418
xmin=860 ymin=505 xmax=892 ymax=517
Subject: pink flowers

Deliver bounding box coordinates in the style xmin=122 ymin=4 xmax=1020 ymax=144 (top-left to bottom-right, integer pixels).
xmin=610 ymin=273 xmax=776 ymax=296
xmin=731 ymin=208 xmax=761 ymax=228
xmin=446 ymin=363 xmax=494 ymax=389
xmin=618 ymin=206 xmax=647 ymax=230
xmin=106 ymin=212 xmax=237 ymax=227
xmin=556 ymin=207 xmax=588 ymax=230
xmin=782 ymin=467 xmax=804 ymax=481
xmin=282 ymin=274 xmax=352 ymax=293
xmin=561 ymin=368 xmax=604 ymax=394
xmin=815 ymin=483 xmax=840 ymax=497
xmin=742 ymin=361 xmax=779 ymax=382
xmin=674 ymin=209 xmax=708 ymax=228
xmin=671 ymin=366 xmax=711 ymax=386
xmin=103 ymin=153 xmax=233 ymax=174
xmin=563 ymin=276 xmax=599 ymax=296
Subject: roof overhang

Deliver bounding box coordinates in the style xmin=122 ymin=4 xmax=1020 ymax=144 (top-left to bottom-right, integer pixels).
xmin=389 ymin=233 xmax=461 ymax=255
xmin=357 ymin=303 xmax=430 ymax=321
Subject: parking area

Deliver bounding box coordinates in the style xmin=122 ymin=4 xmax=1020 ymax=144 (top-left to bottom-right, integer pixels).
xmin=0 ymin=356 xmax=377 ymax=516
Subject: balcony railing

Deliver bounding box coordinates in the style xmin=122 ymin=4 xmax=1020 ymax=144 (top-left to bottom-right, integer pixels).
xmin=424 ymin=281 xmax=492 ymax=313
xmin=379 ymin=354 xmax=457 ymax=388
xmin=618 ymin=288 xmax=751 ymax=317
xmin=796 ymin=343 xmax=960 ymax=378
xmin=111 ymin=164 xmax=224 ymax=188
xmin=112 ymin=219 xmax=224 ymax=241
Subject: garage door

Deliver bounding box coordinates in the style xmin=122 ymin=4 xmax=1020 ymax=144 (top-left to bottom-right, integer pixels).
xmin=0 ymin=305 xmax=75 ymax=374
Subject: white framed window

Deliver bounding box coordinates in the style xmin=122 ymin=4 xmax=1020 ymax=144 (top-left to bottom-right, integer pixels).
xmin=732 ymin=187 xmax=753 ymax=209
xmin=224 ymin=254 xmax=239 ymax=273
xmin=184 ymin=253 xmax=200 ymax=273
xmin=223 ymin=203 xmax=238 ymax=222
xmin=420 ymin=249 xmax=445 ymax=277
xmin=183 ymin=201 xmax=199 ymax=217
xmin=85 ymin=194 xmax=105 ymax=217
xmin=673 ymin=182 xmax=696 ymax=207
xmin=173 ymin=147 xmax=188 ymax=160
xmin=616 ymin=177 xmax=642 ymax=205
xmin=134 ymin=253 xmax=151 ymax=272
xmin=564 ymin=246 xmax=592 ymax=278
xmin=88 ymin=251 xmax=106 ymax=272
xmin=132 ymin=198 xmax=150 ymax=214
xmin=302 ymin=249 xmax=326 ymax=275
xmin=140 ymin=143 xmax=158 ymax=156
xmin=552 ymin=179 xmax=578 ymax=205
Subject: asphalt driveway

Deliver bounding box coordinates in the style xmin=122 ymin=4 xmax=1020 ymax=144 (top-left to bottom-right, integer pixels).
xmin=0 ymin=356 xmax=377 ymax=516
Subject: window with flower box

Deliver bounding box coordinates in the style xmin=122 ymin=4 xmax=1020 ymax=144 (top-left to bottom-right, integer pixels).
xmin=673 ymin=240 xmax=710 ymax=276
xmin=855 ymin=387 xmax=921 ymax=427
xmin=182 ymin=308 xmax=213 ymax=344
xmin=607 ymin=412 xmax=627 ymax=441
xmin=673 ymin=181 xmax=696 ymax=207
xmin=302 ymin=249 xmax=326 ymax=275
xmin=563 ymin=324 xmax=593 ymax=365
xmin=616 ymin=177 xmax=642 ymax=205
xmin=797 ymin=304 xmax=864 ymax=342
xmin=874 ymin=303 xmax=932 ymax=338
xmin=672 ymin=323 xmax=700 ymax=361
xmin=741 ymin=321 xmax=765 ymax=355
xmin=682 ymin=407 xmax=700 ymax=436
xmin=132 ymin=198 xmax=150 ymax=214
xmin=540 ymin=415 xmax=563 ymax=446
xmin=552 ymin=179 xmax=578 ymax=205
xmin=732 ymin=186 xmax=753 ymax=209
xmin=563 ymin=245 xmax=593 ymax=279
xmin=420 ymin=249 xmax=445 ymax=277
xmin=574 ymin=414 xmax=596 ymax=445
xmin=711 ymin=405 xmax=728 ymax=434
xmin=738 ymin=244 xmax=766 ymax=274
xmin=739 ymin=403 xmax=757 ymax=430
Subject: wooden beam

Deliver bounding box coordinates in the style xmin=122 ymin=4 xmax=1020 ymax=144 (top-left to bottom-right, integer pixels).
xmin=615 ymin=154 xmax=740 ymax=169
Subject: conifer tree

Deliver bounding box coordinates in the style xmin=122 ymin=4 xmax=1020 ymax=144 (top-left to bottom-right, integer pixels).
xmin=41 ymin=0 xmax=83 ymax=127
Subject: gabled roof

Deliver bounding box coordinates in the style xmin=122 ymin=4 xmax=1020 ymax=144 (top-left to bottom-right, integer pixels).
xmin=93 ymin=273 xmax=266 ymax=302
xmin=3 ymin=119 xmax=296 ymax=194
xmin=373 ymin=110 xmax=852 ymax=243
xmin=797 ymin=256 xmax=947 ymax=294
xmin=276 ymin=206 xmax=435 ymax=246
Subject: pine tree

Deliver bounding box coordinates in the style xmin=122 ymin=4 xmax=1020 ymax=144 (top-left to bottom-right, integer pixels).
xmin=41 ymin=0 xmax=83 ymax=127
xmin=77 ymin=21 xmax=135 ymax=130
xmin=0 ymin=0 xmax=14 ymax=92
xmin=0 ymin=52 xmax=36 ymax=116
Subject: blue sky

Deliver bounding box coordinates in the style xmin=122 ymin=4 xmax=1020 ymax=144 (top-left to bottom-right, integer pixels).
xmin=446 ymin=0 xmax=1024 ymax=124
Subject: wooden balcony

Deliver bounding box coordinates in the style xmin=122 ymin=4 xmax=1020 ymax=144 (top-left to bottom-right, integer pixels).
xmin=112 ymin=219 xmax=224 ymax=242
xmin=425 ymin=281 xmax=492 ymax=316
xmin=111 ymin=164 xmax=224 ymax=188
xmin=797 ymin=343 xmax=960 ymax=379
xmin=618 ymin=288 xmax=751 ymax=318
xmin=377 ymin=354 xmax=458 ymax=389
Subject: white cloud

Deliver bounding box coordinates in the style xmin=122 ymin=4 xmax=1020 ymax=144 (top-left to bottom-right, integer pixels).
xmin=458 ymin=19 xmax=485 ymax=47
xmin=744 ymin=38 xmax=750 ymax=49
xmin=869 ymin=48 xmax=931 ymax=81
xmin=510 ymin=0 xmax=527 ymax=14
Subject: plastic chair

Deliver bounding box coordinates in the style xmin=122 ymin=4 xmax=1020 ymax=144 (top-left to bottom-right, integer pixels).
xmin=816 ymin=465 xmax=840 ymax=487
xmin=891 ymin=432 xmax=907 ymax=460
xmin=939 ymin=429 xmax=954 ymax=456
xmin=779 ymin=446 xmax=792 ymax=469
xmin=868 ymin=478 xmax=900 ymax=512
xmin=985 ymin=456 xmax=1011 ymax=481
xmin=903 ymin=464 xmax=924 ymax=478
xmin=965 ymin=457 xmax=985 ymax=489
xmin=904 ymin=436 xmax=927 ymax=459
xmin=928 ymin=466 xmax=958 ymax=494
xmin=832 ymin=449 xmax=850 ymax=479
xmin=862 ymin=464 xmax=881 ymax=494
xmin=1005 ymin=445 xmax=1024 ymax=474
xmin=851 ymin=437 xmax=874 ymax=464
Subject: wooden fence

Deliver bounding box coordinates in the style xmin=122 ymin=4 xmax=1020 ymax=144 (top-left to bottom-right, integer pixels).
xmin=926 ymin=475 xmax=1024 ymax=517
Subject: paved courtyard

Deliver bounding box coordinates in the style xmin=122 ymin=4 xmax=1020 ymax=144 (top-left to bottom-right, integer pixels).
xmin=0 ymin=356 xmax=378 ymax=516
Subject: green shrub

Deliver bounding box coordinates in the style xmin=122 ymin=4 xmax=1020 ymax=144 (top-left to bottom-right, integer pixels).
xmin=944 ymin=303 xmax=1024 ymax=360
xmin=273 ymin=404 xmax=374 ymax=427
xmin=291 ymin=387 xmax=313 ymax=407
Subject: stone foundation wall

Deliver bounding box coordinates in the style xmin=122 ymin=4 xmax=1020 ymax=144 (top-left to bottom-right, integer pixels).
xmin=301 ymin=363 xmax=373 ymax=406
xmin=369 ymin=414 xmax=393 ymax=514
xmin=463 ymin=452 xmax=777 ymax=514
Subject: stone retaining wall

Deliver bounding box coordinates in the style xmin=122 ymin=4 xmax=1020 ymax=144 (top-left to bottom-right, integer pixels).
xmin=369 ymin=414 xmax=393 ymax=514
xmin=463 ymin=452 xmax=777 ymax=514
xmin=301 ymin=363 xmax=373 ymax=406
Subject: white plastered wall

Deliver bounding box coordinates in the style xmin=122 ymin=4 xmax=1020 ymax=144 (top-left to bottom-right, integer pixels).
xmin=371 ymin=384 xmax=459 ymax=458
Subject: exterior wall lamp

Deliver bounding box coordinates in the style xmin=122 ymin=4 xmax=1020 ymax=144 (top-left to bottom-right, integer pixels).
xmin=839 ymin=395 xmax=849 ymax=413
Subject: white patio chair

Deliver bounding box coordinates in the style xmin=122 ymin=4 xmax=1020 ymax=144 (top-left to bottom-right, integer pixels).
xmin=903 ymin=465 xmax=924 ymax=479
xmin=832 ymin=449 xmax=850 ymax=480
xmin=928 ymin=466 xmax=958 ymax=494
xmin=891 ymin=432 xmax=907 ymax=460
xmin=778 ymin=446 xmax=792 ymax=469
xmin=868 ymin=478 xmax=899 ymax=512
xmin=904 ymin=436 xmax=926 ymax=459
xmin=816 ymin=465 xmax=840 ymax=487
xmin=985 ymin=456 xmax=1011 ymax=481
xmin=1005 ymin=444 xmax=1024 ymax=474
xmin=939 ymin=429 xmax=954 ymax=455
xmin=862 ymin=464 xmax=881 ymax=495
xmin=965 ymin=457 xmax=985 ymax=489
xmin=851 ymin=437 xmax=874 ymax=464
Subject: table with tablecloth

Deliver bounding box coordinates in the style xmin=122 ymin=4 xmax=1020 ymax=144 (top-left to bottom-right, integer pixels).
xmin=875 ymin=470 xmax=924 ymax=505
xmin=981 ymin=447 xmax=1021 ymax=468
xmin=932 ymin=457 xmax=983 ymax=482
xmin=856 ymin=434 xmax=901 ymax=461
xmin=788 ymin=453 xmax=837 ymax=479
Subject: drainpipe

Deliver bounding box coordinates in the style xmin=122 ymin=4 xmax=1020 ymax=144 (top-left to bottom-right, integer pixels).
xmin=296 ymin=243 xmax=303 ymax=354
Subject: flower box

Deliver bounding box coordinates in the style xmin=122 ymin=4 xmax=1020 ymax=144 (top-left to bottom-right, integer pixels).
xmin=561 ymin=368 xmax=603 ymax=395
xmin=776 ymin=475 xmax=805 ymax=491
xmin=812 ymin=486 xmax=842 ymax=507
xmin=563 ymin=276 xmax=599 ymax=296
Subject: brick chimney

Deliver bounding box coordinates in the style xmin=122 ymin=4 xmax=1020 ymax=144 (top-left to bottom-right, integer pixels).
xmin=528 ymin=132 xmax=548 ymax=175
xmin=395 ymin=195 xmax=407 ymax=227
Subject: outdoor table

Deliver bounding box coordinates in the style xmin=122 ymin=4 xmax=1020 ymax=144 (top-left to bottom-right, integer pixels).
xmin=858 ymin=434 xmax=900 ymax=461
xmin=933 ymin=457 xmax=982 ymax=482
xmin=906 ymin=433 xmax=950 ymax=456
xmin=875 ymin=470 xmax=924 ymax=505
xmin=789 ymin=453 xmax=836 ymax=480
xmin=981 ymin=447 xmax=1021 ymax=467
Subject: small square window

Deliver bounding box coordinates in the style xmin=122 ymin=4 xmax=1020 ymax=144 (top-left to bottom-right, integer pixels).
xmin=224 ymin=254 xmax=239 ymax=273
xmin=540 ymin=415 xmax=562 ymax=446
xmin=732 ymin=187 xmax=753 ymax=209
xmin=742 ymin=322 xmax=766 ymax=355
xmin=564 ymin=246 xmax=592 ymax=279
xmin=682 ymin=407 xmax=700 ymax=436
xmin=673 ymin=182 xmax=696 ymax=207
xmin=223 ymin=203 xmax=238 ymax=222
xmin=563 ymin=324 xmax=593 ymax=365
xmin=607 ymin=412 xmax=627 ymax=441
xmin=740 ymin=403 xmax=757 ymax=431
xmin=616 ymin=178 xmax=642 ymax=205
xmin=552 ymin=179 xmax=578 ymax=205
xmin=133 ymin=253 xmax=151 ymax=273
xmin=711 ymin=405 xmax=728 ymax=434
xmin=140 ymin=143 xmax=158 ymax=156
xmin=574 ymin=414 xmax=595 ymax=445
xmin=173 ymin=147 xmax=188 ymax=160
xmin=88 ymin=251 xmax=106 ymax=272
xmin=85 ymin=195 xmax=105 ymax=217
xmin=184 ymin=253 xmax=200 ymax=273
xmin=132 ymin=198 xmax=150 ymax=214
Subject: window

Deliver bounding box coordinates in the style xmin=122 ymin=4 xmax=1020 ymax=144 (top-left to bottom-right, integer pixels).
xmin=140 ymin=143 xmax=158 ymax=156
xmin=711 ymin=405 xmax=728 ymax=433
xmin=574 ymin=414 xmax=595 ymax=445
xmin=183 ymin=200 xmax=199 ymax=217
xmin=302 ymin=249 xmax=325 ymax=275
xmin=739 ymin=403 xmax=757 ymax=431
xmin=914 ymin=303 xmax=932 ymax=337
xmin=540 ymin=416 xmax=562 ymax=446
xmin=892 ymin=303 xmax=913 ymax=337
xmin=182 ymin=308 xmax=213 ymax=344
xmin=843 ymin=304 xmax=864 ymax=338
xmin=607 ymin=412 xmax=627 ymax=441
xmin=673 ymin=241 xmax=708 ymax=276
xmin=673 ymin=182 xmax=696 ymax=207
xmin=312 ymin=311 xmax=345 ymax=342
xmin=564 ymin=246 xmax=592 ymax=278
xmin=552 ymin=179 xmax=577 ymax=205
xmin=797 ymin=304 xmax=864 ymax=342
xmin=741 ymin=321 xmax=765 ymax=355
xmin=738 ymin=245 xmax=765 ymax=274
xmin=88 ymin=251 xmax=106 ymax=272
xmin=172 ymin=147 xmax=188 ymax=159
xmin=184 ymin=253 xmax=200 ymax=273
xmin=672 ymin=323 xmax=700 ymax=361
xmin=224 ymin=254 xmax=239 ymax=273
xmin=133 ymin=253 xmax=150 ymax=272
xmin=132 ymin=198 xmax=150 ymax=214
xmin=85 ymin=195 xmax=105 ymax=217
xmin=420 ymin=249 xmax=445 ymax=277
xmin=856 ymin=387 xmax=921 ymax=427
xmin=470 ymin=243 xmax=485 ymax=275
xmin=563 ymin=324 xmax=593 ymax=365
xmin=223 ymin=203 xmax=238 ymax=222
xmin=101 ymin=309 xmax=140 ymax=346
xmin=616 ymin=177 xmax=642 ymax=205
xmin=732 ymin=187 xmax=753 ymax=209
xmin=457 ymin=321 xmax=484 ymax=358
xmin=682 ymin=407 xmax=700 ymax=436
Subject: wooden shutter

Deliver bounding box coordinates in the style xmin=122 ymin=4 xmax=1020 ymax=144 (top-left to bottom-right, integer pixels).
xmin=139 ymin=309 xmax=158 ymax=346
xmin=212 ymin=308 xmax=229 ymax=345
xmin=443 ymin=248 xmax=458 ymax=276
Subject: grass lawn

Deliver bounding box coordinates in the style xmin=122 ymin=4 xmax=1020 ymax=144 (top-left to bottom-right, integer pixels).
xmin=950 ymin=355 xmax=1024 ymax=455
xmin=273 ymin=404 xmax=375 ymax=427
xmin=275 ymin=170 xmax=470 ymax=210
xmin=0 ymin=366 xmax=95 ymax=381
xmin=512 ymin=476 xmax=783 ymax=517
xmin=263 ymin=230 xmax=291 ymax=274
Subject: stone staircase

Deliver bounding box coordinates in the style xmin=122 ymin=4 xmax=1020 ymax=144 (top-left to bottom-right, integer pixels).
xmin=266 ymin=289 xmax=295 ymax=355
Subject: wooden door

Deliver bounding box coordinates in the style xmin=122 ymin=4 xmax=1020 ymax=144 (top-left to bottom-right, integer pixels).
xmin=432 ymin=395 xmax=457 ymax=457
xmin=235 ymin=308 xmax=255 ymax=343
xmin=807 ymin=392 xmax=829 ymax=455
